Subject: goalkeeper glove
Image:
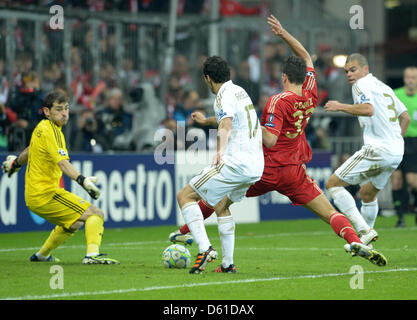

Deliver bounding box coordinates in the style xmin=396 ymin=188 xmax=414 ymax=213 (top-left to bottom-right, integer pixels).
xmin=2 ymin=155 xmax=22 ymax=177
xmin=76 ymin=175 xmax=101 ymax=200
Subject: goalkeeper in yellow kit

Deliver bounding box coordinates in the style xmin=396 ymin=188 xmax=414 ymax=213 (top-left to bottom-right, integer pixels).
xmin=2 ymin=90 xmax=119 ymax=264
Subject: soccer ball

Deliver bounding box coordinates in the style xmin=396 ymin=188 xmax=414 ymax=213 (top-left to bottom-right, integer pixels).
xmin=162 ymin=244 xmax=191 ymax=269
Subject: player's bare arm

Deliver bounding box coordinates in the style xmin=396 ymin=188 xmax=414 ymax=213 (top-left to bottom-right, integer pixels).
xmin=267 ymin=14 xmax=313 ymax=69
xmin=16 ymin=147 xmax=29 ymax=165
xmin=261 ymin=126 xmax=278 ymax=148
xmin=324 ymin=100 xmax=374 ymax=117
xmin=399 ymin=111 xmax=410 ymax=137
xmin=58 ymin=159 xmax=101 ymax=200
xmin=191 ymin=111 xmax=217 ymax=127
xmin=213 ymin=117 xmax=232 ymax=165
xmin=58 ymin=159 xmax=82 ymax=180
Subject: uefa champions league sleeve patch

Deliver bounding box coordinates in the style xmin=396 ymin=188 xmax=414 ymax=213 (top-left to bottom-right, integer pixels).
xmin=58 ymin=149 xmax=67 ymax=157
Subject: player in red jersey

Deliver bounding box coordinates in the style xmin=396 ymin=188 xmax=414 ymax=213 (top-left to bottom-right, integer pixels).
xmin=170 ymin=15 xmax=388 ymax=269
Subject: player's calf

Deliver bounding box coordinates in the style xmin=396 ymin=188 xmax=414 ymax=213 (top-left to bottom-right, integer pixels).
xmin=329 ymin=213 xmax=362 ymax=244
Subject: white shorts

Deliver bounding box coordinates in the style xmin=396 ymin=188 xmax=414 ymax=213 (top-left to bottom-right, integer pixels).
xmin=189 ymin=162 xmax=260 ymax=207
xmin=335 ymin=145 xmax=402 ymax=190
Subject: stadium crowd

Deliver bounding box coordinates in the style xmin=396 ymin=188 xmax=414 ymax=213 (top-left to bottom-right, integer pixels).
xmin=0 ymin=0 xmax=353 ymax=155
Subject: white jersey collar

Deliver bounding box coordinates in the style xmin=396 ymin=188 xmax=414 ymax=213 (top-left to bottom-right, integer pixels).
xmin=217 ymin=80 xmax=233 ymax=96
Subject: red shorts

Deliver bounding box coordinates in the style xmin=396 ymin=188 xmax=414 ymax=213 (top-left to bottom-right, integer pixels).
xmin=246 ymin=164 xmax=323 ymax=206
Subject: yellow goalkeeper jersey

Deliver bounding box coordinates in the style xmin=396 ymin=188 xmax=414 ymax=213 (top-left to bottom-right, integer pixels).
xmin=25 ymin=119 xmax=70 ymax=208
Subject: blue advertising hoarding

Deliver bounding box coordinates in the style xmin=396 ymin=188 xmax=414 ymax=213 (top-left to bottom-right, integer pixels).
xmin=0 ymin=151 xmax=332 ymax=232
xmin=0 ymin=154 xmax=176 ymax=232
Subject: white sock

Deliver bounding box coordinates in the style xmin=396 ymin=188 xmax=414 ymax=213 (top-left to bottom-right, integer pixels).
xmin=86 ymin=252 xmax=99 ymax=257
xmin=327 ymin=186 xmax=371 ymax=234
xmin=217 ymin=215 xmax=235 ymax=268
xmin=361 ymin=199 xmax=379 ymax=228
xmin=181 ymin=202 xmax=211 ymax=253
xmin=35 ymin=252 xmax=49 ymax=260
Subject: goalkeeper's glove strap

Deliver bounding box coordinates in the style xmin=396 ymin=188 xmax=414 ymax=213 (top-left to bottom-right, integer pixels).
xmin=12 ymin=157 xmax=22 ymax=170
xmin=76 ymin=174 xmax=85 ymax=186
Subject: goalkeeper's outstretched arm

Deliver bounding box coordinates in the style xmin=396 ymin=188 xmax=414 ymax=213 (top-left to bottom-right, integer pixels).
xmin=58 ymin=159 xmax=101 ymax=200
xmin=267 ymin=14 xmax=314 ymax=69
xmin=1 ymin=147 xmax=29 ymax=177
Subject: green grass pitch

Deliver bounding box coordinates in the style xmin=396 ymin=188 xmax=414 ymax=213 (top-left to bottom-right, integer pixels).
xmin=0 ymin=214 xmax=416 ymax=300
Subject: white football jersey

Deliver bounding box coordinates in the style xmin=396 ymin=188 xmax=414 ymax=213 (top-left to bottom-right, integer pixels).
xmin=213 ymin=80 xmax=264 ymax=179
xmin=352 ymin=73 xmax=407 ymax=156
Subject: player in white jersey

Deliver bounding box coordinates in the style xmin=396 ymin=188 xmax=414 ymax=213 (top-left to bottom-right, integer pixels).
xmin=324 ymin=53 xmax=410 ymax=248
xmin=176 ymin=56 xmax=264 ymax=274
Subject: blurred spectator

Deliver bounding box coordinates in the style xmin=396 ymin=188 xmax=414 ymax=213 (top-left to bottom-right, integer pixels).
xmin=173 ymin=89 xmax=201 ymax=127
xmin=172 ymin=54 xmax=192 ymax=88
xmin=119 ymin=58 xmax=140 ymax=97
xmin=13 ymin=51 xmax=33 ymax=87
xmin=235 ymin=60 xmax=260 ymax=106
xmin=8 ymin=71 xmax=44 ymax=150
xmin=99 ymin=62 xmax=118 ymax=89
xmin=256 ymin=91 xmax=270 ymax=117
xmin=71 ymin=108 xmax=108 ymax=152
xmin=0 ymin=59 xmax=9 ymax=105
xmin=264 ymin=58 xmax=283 ymax=96
xmin=159 ymin=118 xmax=182 ymax=151
xmin=42 ymin=63 xmax=64 ymax=92
xmin=275 ymin=41 xmax=290 ymax=62
xmin=166 ymin=72 xmax=184 ymax=119
xmin=315 ymin=43 xmax=351 ymax=136
xmin=0 ymin=103 xmax=17 ymax=152
xmin=130 ymin=82 xmax=166 ymax=152
xmin=195 ymin=54 xmax=209 ymax=100
xmin=96 ymin=88 xmax=134 ymax=151
xmin=219 ymin=0 xmax=263 ymax=16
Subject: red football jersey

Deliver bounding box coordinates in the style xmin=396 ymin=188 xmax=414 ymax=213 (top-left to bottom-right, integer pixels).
xmin=261 ymin=67 xmax=318 ymax=166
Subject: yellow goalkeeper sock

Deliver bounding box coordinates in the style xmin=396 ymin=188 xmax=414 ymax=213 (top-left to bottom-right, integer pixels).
xmin=85 ymin=215 xmax=104 ymax=257
xmin=39 ymin=226 xmax=75 ymax=257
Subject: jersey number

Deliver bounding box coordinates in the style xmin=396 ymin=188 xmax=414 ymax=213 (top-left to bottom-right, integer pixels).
xmin=245 ymin=104 xmax=259 ymax=139
xmin=285 ymin=107 xmax=314 ymax=139
xmin=383 ymin=93 xmax=398 ymax=122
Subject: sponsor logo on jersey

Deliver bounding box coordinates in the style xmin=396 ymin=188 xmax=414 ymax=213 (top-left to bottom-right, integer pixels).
xmin=360 ymin=94 xmax=370 ymax=103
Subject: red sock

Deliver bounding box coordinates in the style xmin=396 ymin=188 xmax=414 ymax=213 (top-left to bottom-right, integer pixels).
xmin=329 ymin=213 xmax=362 ymax=244
xmin=179 ymin=200 xmax=215 ymax=234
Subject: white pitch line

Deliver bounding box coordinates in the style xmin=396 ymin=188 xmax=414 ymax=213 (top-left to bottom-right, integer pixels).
xmin=1 ymin=225 xmax=416 ymax=253
xmin=2 ymin=267 xmax=417 ymax=300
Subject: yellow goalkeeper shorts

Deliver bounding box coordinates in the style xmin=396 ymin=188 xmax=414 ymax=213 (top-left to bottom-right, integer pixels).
xmin=27 ymin=189 xmax=91 ymax=229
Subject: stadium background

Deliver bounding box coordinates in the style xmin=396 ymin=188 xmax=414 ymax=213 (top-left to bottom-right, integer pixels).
xmin=0 ymin=0 xmax=416 ymax=232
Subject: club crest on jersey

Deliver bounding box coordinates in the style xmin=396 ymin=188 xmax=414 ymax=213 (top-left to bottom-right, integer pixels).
xmin=218 ymin=109 xmax=227 ymax=119
xmin=58 ymin=148 xmax=67 ymax=156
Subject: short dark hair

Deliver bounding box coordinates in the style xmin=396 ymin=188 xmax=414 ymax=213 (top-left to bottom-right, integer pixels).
xmin=282 ymin=56 xmax=307 ymax=85
xmin=203 ymin=56 xmax=230 ymax=84
xmin=346 ymin=53 xmax=368 ymax=67
xmin=42 ymin=90 xmax=68 ymax=109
